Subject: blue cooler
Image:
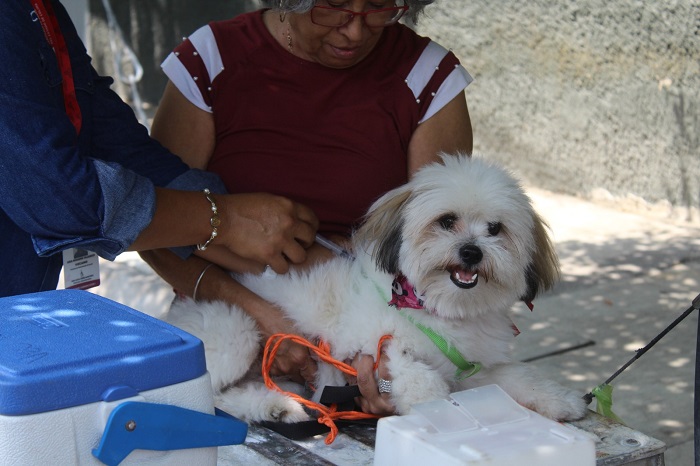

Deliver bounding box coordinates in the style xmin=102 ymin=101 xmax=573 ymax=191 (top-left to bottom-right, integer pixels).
xmin=0 ymin=289 xmax=247 ymax=465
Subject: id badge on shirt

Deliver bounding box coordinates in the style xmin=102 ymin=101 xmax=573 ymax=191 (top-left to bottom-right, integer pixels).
xmin=62 ymin=248 xmax=100 ymax=290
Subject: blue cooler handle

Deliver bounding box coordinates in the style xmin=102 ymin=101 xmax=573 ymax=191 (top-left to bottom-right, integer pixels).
xmin=92 ymin=401 xmax=248 ymax=466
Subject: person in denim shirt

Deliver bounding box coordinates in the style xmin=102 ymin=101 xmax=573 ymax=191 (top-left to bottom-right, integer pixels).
xmin=0 ymin=0 xmax=319 ymax=298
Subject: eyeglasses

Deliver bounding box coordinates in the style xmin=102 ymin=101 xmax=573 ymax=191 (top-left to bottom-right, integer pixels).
xmin=310 ymin=3 xmax=409 ymax=28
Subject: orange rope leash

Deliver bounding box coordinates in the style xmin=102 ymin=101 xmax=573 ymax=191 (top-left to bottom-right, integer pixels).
xmin=262 ymin=333 xmax=393 ymax=444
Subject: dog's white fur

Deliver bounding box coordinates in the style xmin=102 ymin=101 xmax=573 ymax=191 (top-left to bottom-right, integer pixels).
xmin=167 ymin=154 xmax=588 ymax=423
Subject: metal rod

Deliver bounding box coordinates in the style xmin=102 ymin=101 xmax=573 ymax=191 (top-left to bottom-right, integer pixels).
xmin=584 ymin=293 xmax=700 ymax=404
xmin=521 ymin=340 xmax=596 ymax=363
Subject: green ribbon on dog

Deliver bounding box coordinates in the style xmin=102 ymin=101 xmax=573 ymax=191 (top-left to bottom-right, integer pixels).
xmin=591 ymin=383 xmax=624 ymax=424
xmin=401 ymin=312 xmax=482 ymax=381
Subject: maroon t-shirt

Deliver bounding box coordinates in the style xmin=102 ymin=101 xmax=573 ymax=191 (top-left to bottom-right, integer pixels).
xmin=163 ymin=10 xmax=470 ymax=236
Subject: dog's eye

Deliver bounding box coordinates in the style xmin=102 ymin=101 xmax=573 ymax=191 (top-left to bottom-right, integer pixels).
xmin=487 ymin=221 xmax=502 ymax=236
xmin=438 ymin=214 xmax=457 ymax=230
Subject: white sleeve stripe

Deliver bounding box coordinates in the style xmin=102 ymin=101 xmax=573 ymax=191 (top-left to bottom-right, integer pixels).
xmin=161 ymin=54 xmax=213 ymax=113
xmin=405 ymin=41 xmax=449 ymax=98
xmin=419 ymin=67 xmax=473 ymax=124
xmin=188 ymin=25 xmax=225 ymax=84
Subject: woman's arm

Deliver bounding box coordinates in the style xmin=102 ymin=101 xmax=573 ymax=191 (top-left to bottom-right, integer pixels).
xmin=151 ymin=81 xmax=215 ymax=169
xmin=131 ymin=188 xmax=317 ymax=272
xmin=407 ymin=91 xmax=473 ymax=175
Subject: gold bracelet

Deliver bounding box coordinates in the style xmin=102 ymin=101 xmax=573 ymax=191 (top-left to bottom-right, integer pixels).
xmin=197 ymin=188 xmax=220 ymax=251
xmin=192 ymin=263 xmax=214 ymax=302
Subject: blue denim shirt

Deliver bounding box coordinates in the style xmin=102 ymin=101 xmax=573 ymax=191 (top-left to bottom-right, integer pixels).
xmin=0 ymin=0 xmax=225 ymax=297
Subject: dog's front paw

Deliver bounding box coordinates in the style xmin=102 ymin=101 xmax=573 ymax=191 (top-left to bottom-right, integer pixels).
xmin=548 ymin=389 xmax=589 ymax=421
xmin=526 ymin=386 xmax=589 ymax=422
xmin=479 ymin=364 xmax=589 ymax=422
xmin=391 ymin=369 xmax=451 ymax=414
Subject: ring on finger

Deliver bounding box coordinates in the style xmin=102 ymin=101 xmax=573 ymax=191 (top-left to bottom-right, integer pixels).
xmin=377 ymin=377 xmax=392 ymax=394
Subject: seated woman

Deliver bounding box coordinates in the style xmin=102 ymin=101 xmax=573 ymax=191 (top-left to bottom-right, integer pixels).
xmin=140 ymin=0 xmax=473 ymax=414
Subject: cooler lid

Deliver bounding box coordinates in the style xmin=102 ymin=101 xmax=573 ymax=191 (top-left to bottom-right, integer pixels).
xmin=0 ymin=290 xmax=206 ymax=416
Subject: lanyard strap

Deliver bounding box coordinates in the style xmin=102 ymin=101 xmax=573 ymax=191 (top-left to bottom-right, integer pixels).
xmin=31 ymin=0 xmax=82 ymax=135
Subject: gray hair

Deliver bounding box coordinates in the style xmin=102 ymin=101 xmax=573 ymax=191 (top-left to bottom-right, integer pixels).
xmin=258 ymin=0 xmax=435 ymax=24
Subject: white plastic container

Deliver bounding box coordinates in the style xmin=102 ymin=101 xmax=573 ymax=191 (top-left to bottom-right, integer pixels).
xmin=0 ymin=290 xmax=246 ymax=465
xmin=374 ymin=384 xmax=595 ymax=466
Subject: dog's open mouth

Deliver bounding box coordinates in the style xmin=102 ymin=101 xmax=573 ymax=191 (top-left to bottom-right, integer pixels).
xmin=449 ymin=267 xmax=478 ymax=289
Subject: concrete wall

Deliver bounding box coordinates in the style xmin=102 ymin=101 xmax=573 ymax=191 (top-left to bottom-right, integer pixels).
xmin=415 ymin=0 xmax=699 ymax=221
xmin=85 ymin=0 xmax=699 ymax=221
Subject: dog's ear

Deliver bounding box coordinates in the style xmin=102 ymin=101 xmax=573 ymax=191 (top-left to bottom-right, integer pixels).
xmin=374 ymin=219 xmax=404 ymax=274
xmin=355 ymin=186 xmax=412 ymax=274
xmin=521 ymin=212 xmax=560 ymax=303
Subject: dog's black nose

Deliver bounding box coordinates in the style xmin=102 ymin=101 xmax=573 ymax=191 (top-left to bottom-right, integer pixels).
xmin=459 ymin=244 xmax=483 ymax=266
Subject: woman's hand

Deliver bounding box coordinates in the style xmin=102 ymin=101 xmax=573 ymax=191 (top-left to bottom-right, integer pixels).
xmin=267 ymin=335 xmax=318 ymax=384
xmin=252 ymin=299 xmax=318 ymax=384
xmin=217 ymin=192 xmax=319 ymax=274
xmin=347 ymin=353 xmax=395 ymax=415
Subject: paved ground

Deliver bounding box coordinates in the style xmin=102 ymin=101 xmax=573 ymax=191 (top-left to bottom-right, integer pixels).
xmin=82 ymin=187 xmax=700 ymax=465
xmin=516 ymin=188 xmax=700 ymax=465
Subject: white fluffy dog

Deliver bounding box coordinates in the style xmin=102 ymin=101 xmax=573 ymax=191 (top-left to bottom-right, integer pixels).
xmin=167 ymin=154 xmax=588 ymax=424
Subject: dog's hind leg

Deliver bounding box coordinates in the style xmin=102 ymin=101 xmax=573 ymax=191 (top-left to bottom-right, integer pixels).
xmin=166 ymin=298 xmax=261 ymax=392
xmin=216 ymin=382 xmax=310 ymax=423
